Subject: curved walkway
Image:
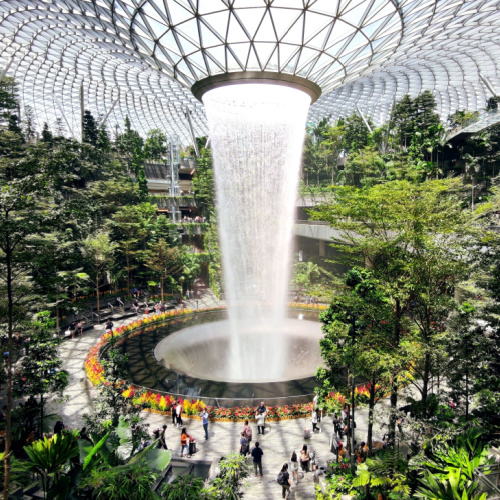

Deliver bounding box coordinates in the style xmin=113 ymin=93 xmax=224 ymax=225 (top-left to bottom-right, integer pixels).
xmin=48 ymin=291 xmax=395 ymax=499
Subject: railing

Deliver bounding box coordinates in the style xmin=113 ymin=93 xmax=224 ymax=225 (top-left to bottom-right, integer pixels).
xmin=447 ymin=108 xmax=500 ymax=140
xmin=476 ymin=463 xmax=500 ymax=499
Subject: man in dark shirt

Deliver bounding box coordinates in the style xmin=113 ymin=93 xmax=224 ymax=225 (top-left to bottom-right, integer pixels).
xmin=105 ymin=319 xmax=113 ymax=332
xmin=251 ymin=441 xmax=263 ymax=477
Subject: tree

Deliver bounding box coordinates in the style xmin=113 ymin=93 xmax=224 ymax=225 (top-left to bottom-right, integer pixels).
xmin=318 ymin=268 xmax=396 ymax=455
xmin=41 ymin=122 xmax=53 ymax=143
xmin=23 ymin=432 xmax=80 ymax=498
xmin=82 ymin=110 xmax=99 ymax=146
xmin=192 ymin=147 xmax=215 ymax=215
xmin=83 ymin=336 xmax=142 ymax=432
xmin=0 ymin=145 xmax=55 ymax=499
xmin=338 ymin=146 xmax=386 ymax=187
xmin=343 ymin=113 xmax=372 ymax=153
xmin=145 ymin=239 xmax=183 ymax=303
xmin=111 ymin=204 xmax=158 ymax=294
xmin=15 ymin=312 xmax=69 ymax=438
xmin=143 ymin=129 xmax=167 ymax=159
xmin=80 ymin=231 xmax=117 ymax=321
xmin=391 ymin=91 xmax=440 ymax=152
xmin=311 ymin=179 xmax=474 ymax=439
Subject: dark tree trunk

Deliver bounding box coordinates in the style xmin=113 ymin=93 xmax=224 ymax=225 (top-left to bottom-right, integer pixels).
xmin=4 ymin=246 xmax=13 ymax=500
xmin=367 ymin=374 xmax=376 ymax=456
xmin=421 ymin=352 xmax=431 ymax=419
xmin=389 ymin=299 xmax=402 ymax=445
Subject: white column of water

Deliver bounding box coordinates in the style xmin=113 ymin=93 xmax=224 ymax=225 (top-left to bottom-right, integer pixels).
xmin=203 ymin=84 xmax=311 ymax=380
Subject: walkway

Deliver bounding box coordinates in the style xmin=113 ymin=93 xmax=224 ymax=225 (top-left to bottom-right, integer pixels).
xmin=48 ymin=289 xmax=398 ymax=499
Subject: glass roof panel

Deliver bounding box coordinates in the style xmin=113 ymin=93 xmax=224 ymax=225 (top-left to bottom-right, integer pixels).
xmin=0 ymin=0 xmax=498 ymax=144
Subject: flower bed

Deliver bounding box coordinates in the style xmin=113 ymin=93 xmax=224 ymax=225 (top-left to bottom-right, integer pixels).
xmin=288 ymin=302 xmax=328 ymax=311
xmin=84 ymin=304 xmax=318 ymax=421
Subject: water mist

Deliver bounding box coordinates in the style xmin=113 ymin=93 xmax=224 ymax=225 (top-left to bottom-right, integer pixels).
xmin=203 ymin=84 xmax=311 ymax=380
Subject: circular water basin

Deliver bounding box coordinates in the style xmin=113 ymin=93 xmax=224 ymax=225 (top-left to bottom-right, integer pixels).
xmin=154 ymin=318 xmax=323 ymax=384
xmin=113 ymin=309 xmax=323 ymax=405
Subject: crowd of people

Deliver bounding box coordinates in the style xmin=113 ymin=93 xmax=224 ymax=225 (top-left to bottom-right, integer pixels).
xmin=181 ymin=216 xmax=206 ymax=223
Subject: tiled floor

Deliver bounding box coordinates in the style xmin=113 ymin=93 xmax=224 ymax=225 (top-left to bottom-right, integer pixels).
xmin=48 ymin=290 xmax=401 ymax=499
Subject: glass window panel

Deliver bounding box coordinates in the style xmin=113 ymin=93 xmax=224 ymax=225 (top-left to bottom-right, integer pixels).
xmin=281 ymin=13 xmax=304 ymax=44
xmin=265 ymin=45 xmax=279 ymax=70
xmin=278 ymin=43 xmax=300 ymax=68
xmin=226 ymin=46 xmax=245 ymax=70
xmin=253 ymin=42 xmax=277 ymax=66
xmin=233 ymin=8 xmax=266 ymax=39
xmin=245 ymin=44 xmax=261 ymax=70
xmin=325 ymin=20 xmax=356 ymax=47
xmin=227 ymin=13 xmax=249 ymax=43
xmin=202 ymin=10 xmax=230 ymax=39
xmin=158 ymin=30 xmax=181 ymax=56
xmin=284 ymin=49 xmax=300 ymax=72
xmin=167 ymin=1 xmax=194 ymax=25
xmin=304 ymin=11 xmax=331 ymax=42
xmin=309 ymin=0 xmax=339 ymax=16
xmin=143 ymin=16 xmax=169 ymax=39
xmin=254 ymin=11 xmax=276 ymax=41
xmin=230 ymin=41 xmax=251 ymax=65
xmin=205 ymin=44 xmax=225 ymax=66
xmin=199 ymin=21 xmax=223 ymax=47
xmin=177 ymin=32 xmax=200 ymax=54
xmin=233 ymin=0 xmax=266 ymax=7
xmin=306 ymin=24 xmax=330 ymax=49
xmin=269 ymin=7 xmax=301 ymax=40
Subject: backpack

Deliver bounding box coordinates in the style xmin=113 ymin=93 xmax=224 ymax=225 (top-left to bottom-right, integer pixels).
xmin=277 ymin=471 xmax=285 ymax=485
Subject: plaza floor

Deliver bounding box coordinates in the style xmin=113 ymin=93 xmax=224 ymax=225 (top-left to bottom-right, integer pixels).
xmin=48 ymin=291 xmax=395 ymax=499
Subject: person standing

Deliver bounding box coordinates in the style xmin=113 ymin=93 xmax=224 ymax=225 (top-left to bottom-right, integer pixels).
xmin=300 ymin=444 xmax=310 ymax=472
xmin=176 ymin=399 xmax=183 ymax=427
xmin=77 ymin=320 xmax=83 ymax=336
xmin=243 ymin=420 xmax=253 ymax=448
xmin=180 ymin=427 xmax=190 ymax=458
xmin=332 ymin=414 xmax=340 ymax=437
xmin=256 ymin=402 xmax=267 ymax=434
xmin=171 ymin=401 xmax=177 ymax=427
xmin=290 ymin=452 xmax=299 ymax=484
xmin=105 ymin=319 xmax=113 ymax=333
xmin=251 ymin=441 xmax=263 ymax=477
xmin=312 ymin=409 xmax=319 ymax=433
xmin=239 ymin=431 xmax=249 ymax=456
xmin=159 ymin=424 xmax=168 ymax=450
xmin=256 ymin=410 xmax=265 ymax=436
xmin=201 ymin=408 xmax=209 ymax=440
xmin=279 ymin=463 xmax=291 ymax=499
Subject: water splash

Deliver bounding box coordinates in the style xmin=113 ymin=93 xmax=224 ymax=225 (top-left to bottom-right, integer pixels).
xmin=203 ymin=83 xmax=310 ymax=380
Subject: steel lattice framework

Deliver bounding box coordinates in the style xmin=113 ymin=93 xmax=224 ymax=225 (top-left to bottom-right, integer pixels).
xmin=0 ymin=0 xmax=499 ymax=142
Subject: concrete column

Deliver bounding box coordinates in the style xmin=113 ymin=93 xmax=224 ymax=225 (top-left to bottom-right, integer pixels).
xmin=319 ymin=239 xmax=326 ymax=257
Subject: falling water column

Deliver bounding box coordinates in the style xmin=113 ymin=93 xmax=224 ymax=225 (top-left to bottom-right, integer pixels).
xmin=203 ymin=83 xmax=311 ymax=380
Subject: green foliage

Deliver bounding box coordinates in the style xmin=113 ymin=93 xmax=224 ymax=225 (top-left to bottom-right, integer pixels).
xmin=161 ymin=474 xmax=205 ymax=500
xmin=352 ymin=449 xmax=410 ymax=498
xmin=15 ymin=311 xmax=69 ymax=437
xmin=143 ymin=129 xmax=167 ymax=159
xmin=23 ymin=432 xmax=80 ymax=496
xmin=192 ymin=148 xmax=215 ymax=215
xmin=83 ymin=337 xmax=141 ymax=433
xmin=415 ymin=469 xmax=487 ymax=500
xmin=415 ymin=430 xmax=492 ymax=500
xmin=80 ymin=462 xmax=158 ymax=500
xmin=206 ymin=453 xmax=249 ymax=500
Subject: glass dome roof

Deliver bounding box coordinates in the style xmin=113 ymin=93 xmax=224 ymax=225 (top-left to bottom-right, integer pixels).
xmin=0 ymin=0 xmax=499 ymax=142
